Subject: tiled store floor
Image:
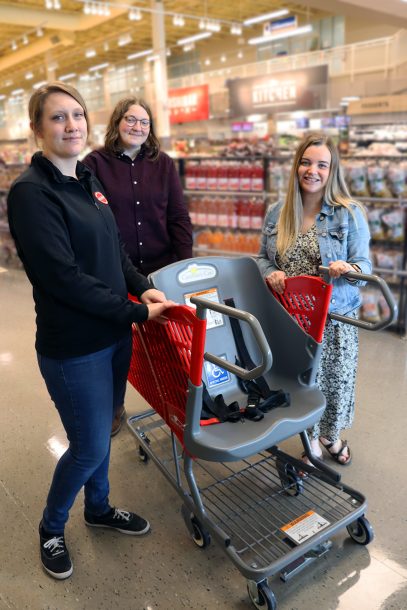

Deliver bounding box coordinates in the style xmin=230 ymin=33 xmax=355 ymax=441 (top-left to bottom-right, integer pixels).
xmin=1 ymin=267 xmax=406 ymax=610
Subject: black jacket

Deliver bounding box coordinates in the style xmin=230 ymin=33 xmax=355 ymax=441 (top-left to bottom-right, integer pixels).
xmin=7 ymin=152 xmax=151 ymax=358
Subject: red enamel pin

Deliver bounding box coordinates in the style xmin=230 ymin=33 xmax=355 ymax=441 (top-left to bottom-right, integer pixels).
xmin=94 ymin=191 xmax=108 ymax=204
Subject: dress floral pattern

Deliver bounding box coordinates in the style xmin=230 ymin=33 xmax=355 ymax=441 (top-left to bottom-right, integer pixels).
xmin=276 ymin=225 xmax=358 ymax=442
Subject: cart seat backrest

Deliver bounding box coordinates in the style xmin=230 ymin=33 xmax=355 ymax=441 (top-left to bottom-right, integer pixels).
xmin=150 ymin=257 xmax=322 ymax=402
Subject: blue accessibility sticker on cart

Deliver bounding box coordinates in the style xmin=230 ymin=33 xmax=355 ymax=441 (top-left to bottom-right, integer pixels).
xmin=204 ymin=356 xmax=231 ymax=388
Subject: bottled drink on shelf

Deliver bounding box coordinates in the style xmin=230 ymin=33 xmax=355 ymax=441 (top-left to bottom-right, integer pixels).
xmin=239 ymin=163 xmax=252 ymax=191
xmin=185 ymin=163 xmax=197 ymax=190
xmin=196 ymin=163 xmax=207 ymax=190
xmin=196 ymin=197 xmax=208 ymax=226
xmin=217 ymin=197 xmax=229 ymax=228
xmin=250 ymin=198 xmax=265 ymax=230
xmin=206 ymin=163 xmax=218 ymax=191
xmin=228 ymin=163 xmax=240 ymax=191
xmin=188 ymin=196 xmax=198 ymax=225
xmin=237 ymin=198 xmax=251 ymax=230
xmin=206 ymin=197 xmax=218 ymax=227
xmin=251 ymin=161 xmax=264 ymax=192
xmin=217 ymin=162 xmax=229 ymax=191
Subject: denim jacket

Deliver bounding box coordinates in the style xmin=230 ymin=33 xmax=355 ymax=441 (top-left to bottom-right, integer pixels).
xmin=256 ymin=200 xmax=372 ymax=315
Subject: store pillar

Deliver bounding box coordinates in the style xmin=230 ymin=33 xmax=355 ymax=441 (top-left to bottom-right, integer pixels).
xmin=151 ymin=0 xmax=170 ymax=148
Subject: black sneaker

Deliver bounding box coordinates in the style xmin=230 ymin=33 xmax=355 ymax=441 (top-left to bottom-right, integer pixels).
xmin=84 ymin=507 xmax=150 ymax=535
xmin=39 ymin=522 xmax=73 ymax=580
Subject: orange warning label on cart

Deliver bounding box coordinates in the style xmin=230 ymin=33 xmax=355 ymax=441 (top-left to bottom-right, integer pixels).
xmin=281 ymin=511 xmax=315 ymax=531
xmin=281 ymin=510 xmax=330 ymax=545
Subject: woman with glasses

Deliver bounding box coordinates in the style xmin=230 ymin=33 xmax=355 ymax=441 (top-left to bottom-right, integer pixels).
xmin=83 ymin=98 xmax=193 ymax=434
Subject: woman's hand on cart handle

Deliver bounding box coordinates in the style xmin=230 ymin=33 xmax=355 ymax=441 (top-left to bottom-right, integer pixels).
xmin=140 ymin=289 xmax=178 ymax=322
xmin=146 ymin=300 xmax=177 ymax=321
xmin=266 ymin=270 xmax=286 ymax=294
xmin=140 ymin=288 xmax=167 ymax=304
xmin=327 ymin=260 xmax=357 ymax=279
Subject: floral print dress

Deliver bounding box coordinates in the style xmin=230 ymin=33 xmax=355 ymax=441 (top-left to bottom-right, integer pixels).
xmin=276 ymin=225 xmax=358 ymax=442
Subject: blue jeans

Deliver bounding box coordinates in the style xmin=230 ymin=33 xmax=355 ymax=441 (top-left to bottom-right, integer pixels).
xmin=37 ymin=333 xmax=132 ymax=533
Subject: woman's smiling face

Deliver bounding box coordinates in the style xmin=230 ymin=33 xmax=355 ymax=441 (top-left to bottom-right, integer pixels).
xmin=118 ymin=104 xmax=150 ymax=152
xmin=297 ymin=144 xmax=331 ymax=196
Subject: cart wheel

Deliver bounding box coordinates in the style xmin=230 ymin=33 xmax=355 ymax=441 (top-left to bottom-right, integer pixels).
xmin=247 ymin=580 xmax=277 ymax=610
xmin=276 ymin=460 xmax=303 ymax=496
xmin=190 ymin=515 xmax=211 ymax=548
xmin=346 ymin=516 xmax=374 ymax=545
xmin=138 ymin=445 xmax=149 ymax=463
xmin=180 ymin=505 xmax=211 ymax=548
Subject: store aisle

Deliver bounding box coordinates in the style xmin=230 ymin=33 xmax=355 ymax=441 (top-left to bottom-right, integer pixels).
xmin=1 ymin=268 xmax=406 ymax=610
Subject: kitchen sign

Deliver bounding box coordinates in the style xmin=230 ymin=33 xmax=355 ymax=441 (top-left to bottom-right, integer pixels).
xmin=227 ymin=65 xmax=328 ymax=116
xmin=168 ymin=84 xmax=209 ymax=123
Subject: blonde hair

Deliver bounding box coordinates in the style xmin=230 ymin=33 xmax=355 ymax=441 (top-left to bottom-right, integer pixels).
xmin=277 ymin=132 xmax=365 ymax=257
xmin=28 ymin=81 xmax=90 ymax=144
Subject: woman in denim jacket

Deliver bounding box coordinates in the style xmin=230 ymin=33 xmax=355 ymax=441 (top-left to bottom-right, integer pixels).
xmin=257 ymin=133 xmax=371 ymax=465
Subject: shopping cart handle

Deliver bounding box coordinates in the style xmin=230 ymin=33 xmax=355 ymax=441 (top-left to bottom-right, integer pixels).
xmin=190 ymin=296 xmax=273 ymax=380
xmin=318 ymin=265 xmax=398 ymax=331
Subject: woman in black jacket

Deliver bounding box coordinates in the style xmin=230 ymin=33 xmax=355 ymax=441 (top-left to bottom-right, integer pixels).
xmin=8 ymin=82 xmax=175 ymax=581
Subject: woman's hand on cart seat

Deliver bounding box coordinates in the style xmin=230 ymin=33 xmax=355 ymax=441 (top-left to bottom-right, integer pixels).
xmin=328 ymin=260 xmax=358 ymax=279
xmin=266 ymin=270 xmax=287 ymax=294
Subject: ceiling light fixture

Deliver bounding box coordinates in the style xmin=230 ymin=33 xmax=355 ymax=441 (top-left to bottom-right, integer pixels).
xmin=11 ymin=40 xmax=17 ymax=51
xmin=248 ymin=24 xmax=312 ymax=45
xmin=118 ymin=34 xmax=132 ymax=46
xmin=22 ymin=35 xmax=29 ymax=45
xmin=128 ymin=8 xmax=142 ymax=21
xmin=89 ymin=62 xmax=109 ymax=72
xmin=45 ymin=0 xmax=61 ymax=9
xmin=59 ymin=72 xmax=77 ymax=81
xmin=230 ymin=24 xmax=242 ymax=35
xmin=36 ymin=27 xmax=44 ymax=37
xmin=25 ymin=72 xmax=34 ymax=80
xmin=11 ymin=88 xmax=24 ymax=95
xmin=127 ymin=49 xmax=153 ymax=60
xmin=244 ymin=9 xmax=289 ymax=26
xmin=85 ymin=48 xmax=97 ymax=58
xmin=173 ymin=15 xmax=185 ymax=26
xmin=83 ymin=1 xmax=110 ymax=16
xmin=146 ymin=54 xmax=159 ymax=62
xmin=177 ymin=32 xmax=212 ymax=46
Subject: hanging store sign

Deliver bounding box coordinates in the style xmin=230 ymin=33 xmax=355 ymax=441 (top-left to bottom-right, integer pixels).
xmin=264 ymin=15 xmax=297 ymax=36
xmin=227 ymin=65 xmax=328 ymax=117
xmin=347 ymin=94 xmax=407 ymax=115
xmin=168 ymin=84 xmax=209 ymax=123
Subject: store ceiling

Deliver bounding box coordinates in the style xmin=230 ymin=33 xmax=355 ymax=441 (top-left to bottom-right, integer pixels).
xmin=0 ymin=0 xmax=326 ymax=96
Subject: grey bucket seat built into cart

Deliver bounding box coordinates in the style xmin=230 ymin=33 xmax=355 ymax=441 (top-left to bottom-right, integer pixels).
xmin=127 ymin=256 xmax=396 ymax=610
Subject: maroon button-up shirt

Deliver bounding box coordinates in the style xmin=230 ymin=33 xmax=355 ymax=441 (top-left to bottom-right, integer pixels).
xmin=83 ymin=147 xmax=193 ymax=276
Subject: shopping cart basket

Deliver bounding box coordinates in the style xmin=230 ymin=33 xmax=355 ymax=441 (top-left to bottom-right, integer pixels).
xmin=127 ymin=256 xmax=396 ymax=610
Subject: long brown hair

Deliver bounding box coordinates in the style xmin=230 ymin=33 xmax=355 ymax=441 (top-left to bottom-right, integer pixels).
xmin=28 ymin=81 xmax=90 ymax=143
xmin=277 ymin=132 xmax=365 ymax=256
xmin=104 ymin=97 xmax=160 ymax=161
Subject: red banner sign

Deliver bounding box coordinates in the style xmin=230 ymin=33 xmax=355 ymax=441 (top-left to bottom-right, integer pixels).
xmin=169 ymin=85 xmax=209 ymax=124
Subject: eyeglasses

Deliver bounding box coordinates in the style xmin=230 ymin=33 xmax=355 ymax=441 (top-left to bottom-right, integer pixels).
xmin=123 ymin=115 xmax=150 ymax=128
